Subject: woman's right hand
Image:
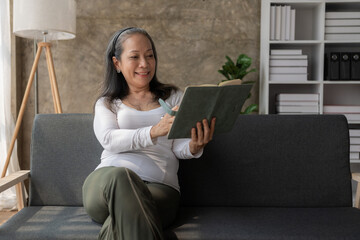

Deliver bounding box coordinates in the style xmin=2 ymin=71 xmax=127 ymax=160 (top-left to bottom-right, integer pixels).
xmin=150 ymin=106 xmax=178 ymax=139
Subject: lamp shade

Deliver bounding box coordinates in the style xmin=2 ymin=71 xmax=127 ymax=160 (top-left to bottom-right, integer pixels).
xmin=13 ymin=0 xmax=76 ymax=41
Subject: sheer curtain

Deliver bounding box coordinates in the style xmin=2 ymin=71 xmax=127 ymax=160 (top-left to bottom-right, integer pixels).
xmin=0 ymin=0 xmax=21 ymax=210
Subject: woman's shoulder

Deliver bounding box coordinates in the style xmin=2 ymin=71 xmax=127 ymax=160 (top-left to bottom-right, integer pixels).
xmin=95 ymin=97 xmax=122 ymax=110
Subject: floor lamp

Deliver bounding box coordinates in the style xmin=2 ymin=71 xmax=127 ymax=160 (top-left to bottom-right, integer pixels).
xmin=2 ymin=0 xmax=76 ymax=178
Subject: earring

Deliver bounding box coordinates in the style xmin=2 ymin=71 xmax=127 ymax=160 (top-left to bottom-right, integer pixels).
xmin=117 ymin=69 xmax=121 ymax=73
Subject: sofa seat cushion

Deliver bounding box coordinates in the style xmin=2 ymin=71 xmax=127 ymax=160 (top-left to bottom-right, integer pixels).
xmin=0 ymin=206 xmax=101 ymax=240
xmin=165 ymin=207 xmax=360 ymax=240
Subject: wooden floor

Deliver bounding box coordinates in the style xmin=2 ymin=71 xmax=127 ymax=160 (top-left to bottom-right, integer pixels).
xmin=0 ymin=210 xmax=17 ymax=225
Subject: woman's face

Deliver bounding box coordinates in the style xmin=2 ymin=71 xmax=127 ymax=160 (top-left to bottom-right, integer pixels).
xmin=114 ymin=33 xmax=156 ymax=91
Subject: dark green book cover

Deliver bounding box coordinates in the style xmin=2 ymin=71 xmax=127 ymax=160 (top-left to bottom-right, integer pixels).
xmin=167 ymin=84 xmax=252 ymax=139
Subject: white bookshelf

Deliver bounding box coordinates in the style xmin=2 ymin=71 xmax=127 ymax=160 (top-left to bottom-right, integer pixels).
xmin=260 ymin=0 xmax=360 ymax=168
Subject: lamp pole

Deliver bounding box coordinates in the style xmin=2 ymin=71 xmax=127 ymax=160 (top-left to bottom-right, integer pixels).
xmin=34 ymin=39 xmax=38 ymax=114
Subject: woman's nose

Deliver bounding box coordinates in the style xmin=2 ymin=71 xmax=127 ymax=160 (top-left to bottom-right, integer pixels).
xmin=139 ymin=57 xmax=148 ymax=67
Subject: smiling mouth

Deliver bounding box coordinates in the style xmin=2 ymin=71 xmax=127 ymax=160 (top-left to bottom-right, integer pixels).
xmin=136 ymin=72 xmax=150 ymax=76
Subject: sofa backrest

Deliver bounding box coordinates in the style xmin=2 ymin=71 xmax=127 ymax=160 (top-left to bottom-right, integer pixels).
xmin=29 ymin=114 xmax=352 ymax=208
xmin=30 ymin=114 xmax=102 ymax=206
xmin=178 ymin=114 xmax=353 ymax=207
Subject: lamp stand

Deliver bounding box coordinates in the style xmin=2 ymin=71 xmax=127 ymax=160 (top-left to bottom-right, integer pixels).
xmin=1 ymin=42 xmax=62 ymax=178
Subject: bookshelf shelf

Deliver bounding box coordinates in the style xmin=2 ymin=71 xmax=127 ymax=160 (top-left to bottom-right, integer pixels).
xmin=270 ymin=40 xmax=322 ymax=44
xmin=269 ymin=81 xmax=320 ymax=84
xmin=260 ymin=0 xmax=360 ymax=172
xmin=323 ymin=81 xmax=360 ymax=84
xmin=261 ymin=0 xmax=360 ymax=113
xmin=325 ymin=40 xmax=360 ymax=44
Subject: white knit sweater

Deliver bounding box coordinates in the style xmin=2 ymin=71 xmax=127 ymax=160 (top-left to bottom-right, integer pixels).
xmin=93 ymin=90 xmax=202 ymax=192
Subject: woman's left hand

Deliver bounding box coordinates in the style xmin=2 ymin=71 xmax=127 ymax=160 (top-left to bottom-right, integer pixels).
xmin=189 ymin=117 xmax=216 ymax=155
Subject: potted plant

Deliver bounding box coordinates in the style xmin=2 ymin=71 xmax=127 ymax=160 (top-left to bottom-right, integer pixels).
xmin=218 ymin=54 xmax=258 ymax=114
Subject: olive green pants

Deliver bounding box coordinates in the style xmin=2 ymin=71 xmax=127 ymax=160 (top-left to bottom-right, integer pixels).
xmin=82 ymin=167 xmax=180 ymax=240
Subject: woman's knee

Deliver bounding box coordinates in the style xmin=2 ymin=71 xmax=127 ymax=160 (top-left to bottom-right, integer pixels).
xmin=85 ymin=167 xmax=146 ymax=204
xmin=83 ymin=167 xmax=151 ymax=221
xmin=82 ymin=168 xmax=137 ymax=219
xmin=82 ymin=168 xmax=114 ymax=223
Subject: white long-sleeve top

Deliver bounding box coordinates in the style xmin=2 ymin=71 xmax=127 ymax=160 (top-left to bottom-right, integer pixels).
xmin=93 ymin=90 xmax=202 ymax=192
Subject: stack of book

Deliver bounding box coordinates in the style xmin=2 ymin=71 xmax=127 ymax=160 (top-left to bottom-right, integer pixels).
xmin=350 ymin=129 xmax=360 ymax=163
xmin=323 ymin=105 xmax=360 ymax=124
xmin=269 ymin=49 xmax=308 ymax=81
xmin=325 ymin=12 xmax=360 ymax=40
xmin=270 ymin=5 xmax=296 ymax=41
xmin=276 ymin=93 xmax=319 ymax=114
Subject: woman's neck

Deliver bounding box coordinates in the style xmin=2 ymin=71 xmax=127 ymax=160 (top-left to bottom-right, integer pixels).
xmin=122 ymin=88 xmax=160 ymax=111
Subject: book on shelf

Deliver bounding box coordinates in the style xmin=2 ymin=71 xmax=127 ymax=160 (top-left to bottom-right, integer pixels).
xmin=270 ymin=6 xmax=276 ymax=40
xmin=350 ymin=145 xmax=360 ymax=152
xmin=351 ymin=53 xmax=360 ymax=80
xmin=350 ymin=152 xmax=360 ymax=160
xmin=270 ymin=49 xmax=302 ymax=55
xmin=281 ymin=5 xmax=286 ymax=41
xmin=323 ymin=105 xmax=360 ymax=113
xmin=276 ymin=101 xmax=318 ymax=106
xmin=328 ymin=52 xmax=340 ymax=80
xmin=350 ymin=152 xmax=360 ymax=159
xmin=276 ymin=93 xmax=319 ymax=102
xmin=290 ymin=9 xmax=295 ymax=41
xmin=325 ymin=12 xmax=360 ymax=19
xmin=270 ymin=4 xmax=295 ymax=41
xmin=276 ymin=105 xmax=319 ymax=113
xmin=350 ymin=129 xmax=360 ymax=137
xmin=344 ymin=114 xmax=360 ymax=122
xmin=161 ymin=80 xmax=253 ymax=139
xmin=325 ymin=19 xmax=360 ymax=26
xmin=277 ymin=112 xmax=319 ymax=115
xmin=270 ymin=73 xmax=307 ymax=81
xmin=324 ymin=12 xmax=360 ymax=57
xmin=285 ymin=5 xmax=291 ymax=41
xmin=269 ymin=59 xmax=308 ymax=67
xmin=324 ymin=113 xmax=360 ymax=122
xmin=270 ymin=67 xmax=307 ymax=74
xmin=351 ymin=138 xmax=360 ymax=145
xmin=325 ymin=27 xmax=360 ymax=34
xmin=275 ymin=5 xmax=281 ymax=40
xmin=269 ymin=51 xmax=308 ymax=80
xmin=325 ymin=34 xmax=360 ymax=41
xmin=350 ymin=159 xmax=360 ymax=163
xmin=270 ymin=55 xmax=307 ymax=60
xmin=340 ymin=53 xmax=351 ymax=80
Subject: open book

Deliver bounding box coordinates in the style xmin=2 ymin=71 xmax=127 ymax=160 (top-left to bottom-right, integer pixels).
xmin=159 ymin=79 xmax=253 ymax=139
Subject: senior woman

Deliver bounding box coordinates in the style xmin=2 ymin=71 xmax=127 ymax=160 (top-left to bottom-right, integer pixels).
xmin=82 ymin=27 xmax=216 ymax=240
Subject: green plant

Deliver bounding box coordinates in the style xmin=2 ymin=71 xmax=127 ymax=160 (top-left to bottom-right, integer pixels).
xmin=218 ymin=54 xmax=256 ymax=82
xmin=218 ymin=54 xmax=258 ymax=114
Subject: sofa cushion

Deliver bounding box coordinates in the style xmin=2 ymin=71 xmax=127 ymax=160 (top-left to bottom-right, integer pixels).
xmin=30 ymin=114 xmax=102 ymax=206
xmin=165 ymin=207 xmax=360 ymax=240
xmin=178 ymin=115 xmax=352 ymax=207
xmin=3 ymin=206 xmax=360 ymax=240
xmin=0 ymin=206 xmax=101 ymax=240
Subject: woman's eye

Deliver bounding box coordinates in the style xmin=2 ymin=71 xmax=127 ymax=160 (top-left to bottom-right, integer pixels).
xmin=130 ymin=56 xmax=138 ymax=59
xmin=147 ymin=54 xmax=154 ymax=58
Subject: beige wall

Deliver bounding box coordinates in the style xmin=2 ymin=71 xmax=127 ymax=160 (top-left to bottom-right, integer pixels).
xmin=16 ymin=0 xmax=261 ymax=170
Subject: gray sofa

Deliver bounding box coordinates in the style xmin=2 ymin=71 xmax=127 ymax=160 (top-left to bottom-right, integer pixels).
xmin=1 ymin=113 xmax=360 ymax=239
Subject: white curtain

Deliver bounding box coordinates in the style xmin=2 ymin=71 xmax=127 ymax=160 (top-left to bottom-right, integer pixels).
xmin=0 ymin=0 xmax=21 ymax=210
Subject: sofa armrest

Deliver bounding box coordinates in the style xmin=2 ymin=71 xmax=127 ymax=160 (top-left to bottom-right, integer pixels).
xmin=352 ymin=173 xmax=360 ymax=209
xmin=0 ymin=170 xmax=30 ymax=210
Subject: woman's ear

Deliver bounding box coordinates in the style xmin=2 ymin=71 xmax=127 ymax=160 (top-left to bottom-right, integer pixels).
xmin=112 ymin=56 xmax=121 ymax=73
